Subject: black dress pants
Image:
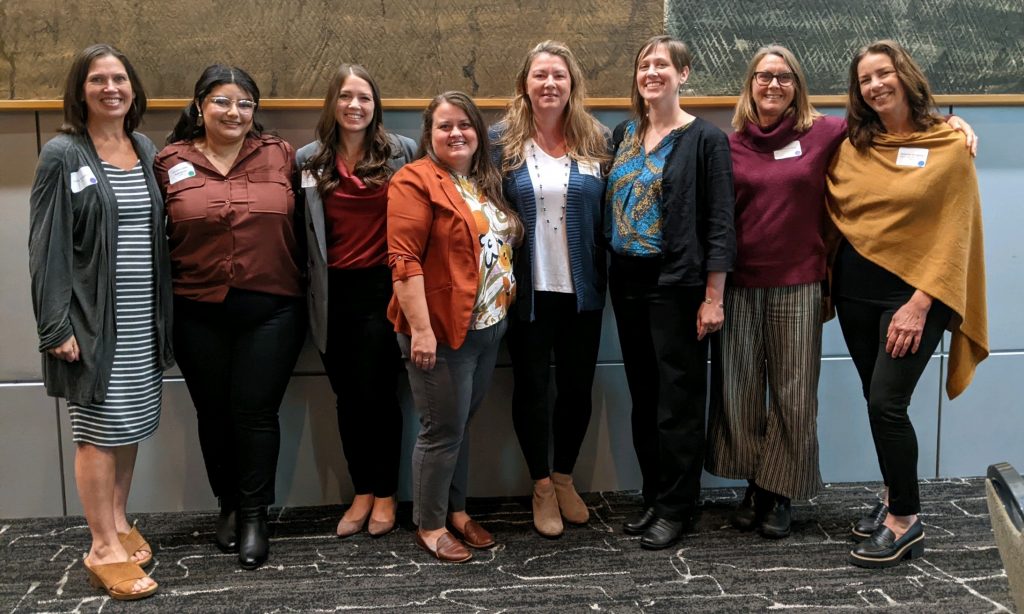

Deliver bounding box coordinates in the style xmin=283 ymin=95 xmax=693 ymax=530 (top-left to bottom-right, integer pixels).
xmin=174 ymin=289 xmax=306 ymax=508
xmin=609 ymin=255 xmax=709 ymax=521
xmin=507 ymin=291 xmax=603 ymax=480
xmin=320 ymin=266 xmax=403 ymax=497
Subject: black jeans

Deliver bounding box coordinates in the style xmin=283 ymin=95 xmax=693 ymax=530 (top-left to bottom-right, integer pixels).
xmin=835 ymin=296 xmax=951 ymax=516
xmin=320 ymin=266 xmax=403 ymax=497
xmin=609 ymin=255 xmax=709 ymax=521
xmin=174 ymin=289 xmax=306 ymax=508
xmin=507 ymin=292 xmax=603 ymax=480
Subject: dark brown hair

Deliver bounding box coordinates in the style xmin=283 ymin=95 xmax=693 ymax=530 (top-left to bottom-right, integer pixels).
xmin=846 ymin=39 xmax=942 ymax=152
xmin=630 ymin=35 xmax=692 ymax=139
xmin=60 ymin=43 xmax=147 ymax=135
xmin=421 ymin=91 xmax=523 ymax=245
xmin=303 ymin=64 xmax=397 ymax=195
xmin=167 ymin=64 xmax=264 ymax=144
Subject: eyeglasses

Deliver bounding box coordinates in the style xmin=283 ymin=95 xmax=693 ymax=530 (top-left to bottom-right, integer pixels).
xmin=207 ymin=96 xmax=257 ymax=112
xmin=753 ymin=71 xmax=795 ymax=87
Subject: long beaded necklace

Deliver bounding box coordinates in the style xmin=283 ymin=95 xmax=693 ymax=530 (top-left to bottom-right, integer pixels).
xmin=529 ymin=141 xmax=571 ymax=233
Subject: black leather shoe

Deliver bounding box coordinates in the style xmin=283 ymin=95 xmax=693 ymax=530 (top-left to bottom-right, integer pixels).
xmin=623 ymin=507 xmax=656 ymax=535
xmin=238 ymin=506 xmax=269 ymax=570
xmin=852 ymin=502 xmax=888 ymax=538
xmin=639 ymin=517 xmax=687 ymax=550
xmin=730 ymin=484 xmax=759 ymax=531
xmin=759 ymin=496 xmax=791 ymax=539
xmin=215 ymin=499 xmax=238 ymax=553
xmin=848 ymin=519 xmax=924 ymax=568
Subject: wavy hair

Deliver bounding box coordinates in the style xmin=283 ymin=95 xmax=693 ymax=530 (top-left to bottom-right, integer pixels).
xmin=732 ymin=44 xmax=821 ymax=133
xmin=167 ymin=64 xmax=264 ymax=144
xmin=61 ymin=43 xmax=147 ymax=135
xmin=630 ymin=35 xmax=692 ymax=139
xmin=496 ymin=40 xmax=610 ymax=174
xmin=846 ymin=39 xmax=942 ymax=152
xmin=421 ymin=91 xmax=523 ymax=246
xmin=302 ymin=64 xmax=397 ymax=195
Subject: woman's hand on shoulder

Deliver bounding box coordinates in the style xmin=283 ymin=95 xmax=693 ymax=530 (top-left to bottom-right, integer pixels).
xmin=886 ymin=291 xmax=933 ymax=358
xmin=48 ymin=334 xmax=80 ymax=362
xmin=947 ymin=116 xmax=978 ymax=158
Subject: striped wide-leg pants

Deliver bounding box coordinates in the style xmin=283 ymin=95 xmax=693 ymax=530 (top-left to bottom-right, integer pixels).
xmin=705 ymin=282 xmax=824 ymax=499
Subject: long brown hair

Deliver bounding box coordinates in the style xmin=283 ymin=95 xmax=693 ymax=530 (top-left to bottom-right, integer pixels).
xmin=630 ymin=35 xmax=692 ymax=139
xmin=61 ymin=43 xmax=147 ymax=136
xmin=732 ymin=45 xmax=821 ymax=133
xmin=846 ymin=39 xmax=942 ymax=152
xmin=303 ymin=64 xmax=395 ymax=196
xmin=421 ymin=91 xmax=523 ymax=246
xmin=497 ymin=40 xmax=609 ymax=174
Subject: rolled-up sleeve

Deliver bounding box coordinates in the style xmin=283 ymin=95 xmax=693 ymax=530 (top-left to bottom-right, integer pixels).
xmin=387 ymin=168 xmax=432 ymax=282
xmin=702 ymin=130 xmax=736 ymax=273
xmin=28 ymin=143 xmax=75 ymax=351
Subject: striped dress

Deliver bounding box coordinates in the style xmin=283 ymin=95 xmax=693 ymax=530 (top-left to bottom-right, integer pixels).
xmin=68 ymin=161 xmax=162 ymax=445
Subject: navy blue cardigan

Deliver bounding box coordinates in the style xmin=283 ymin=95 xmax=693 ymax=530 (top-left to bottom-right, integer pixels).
xmin=489 ymin=126 xmax=607 ymax=322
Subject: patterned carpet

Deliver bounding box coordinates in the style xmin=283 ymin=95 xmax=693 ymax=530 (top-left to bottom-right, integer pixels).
xmin=0 ymin=478 xmax=1014 ymax=613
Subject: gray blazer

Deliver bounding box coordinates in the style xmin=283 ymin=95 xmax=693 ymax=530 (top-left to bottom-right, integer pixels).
xmin=28 ymin=132 xmax=175 ymax=404
xmin=296 ymin=133 xmax=418 ymax=352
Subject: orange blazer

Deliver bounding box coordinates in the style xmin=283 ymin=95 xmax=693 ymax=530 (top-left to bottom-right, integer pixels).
xmin=387 ymin=157 xmax=481 ymax=349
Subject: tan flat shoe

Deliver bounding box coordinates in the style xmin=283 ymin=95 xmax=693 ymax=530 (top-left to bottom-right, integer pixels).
xmin=118 ymin=526 xmax=153 ymax=569
xmin=533 ymin=481 xmax=564 ymax=538
xmin=84 ymin=560 xmax=157 ymax=601
xmin=551 ymin=472 xmax=590 ymax=524
xmin=336 ymin=507 xmax=370 ymax=537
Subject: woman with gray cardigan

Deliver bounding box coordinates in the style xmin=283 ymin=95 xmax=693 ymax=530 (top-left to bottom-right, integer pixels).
xmin=297 ymin=64 xmax=417 ymax=538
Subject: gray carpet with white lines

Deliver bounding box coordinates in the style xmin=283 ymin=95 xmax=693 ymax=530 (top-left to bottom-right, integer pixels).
xmin=0 ymin=478 xmax=1014 ymax=612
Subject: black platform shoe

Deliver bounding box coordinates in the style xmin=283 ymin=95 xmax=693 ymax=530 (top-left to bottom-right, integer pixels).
xmin=215 ymin=499 xmax=238 ymax=553
xmin=639 ymin=517 xmax=687 ymax=550
xmin=848 ymin=519 xmax=924 ymax=569
xmin=623 ymin=507 xmax=657 ymax=535
xmin=852 ymin=502 xmax=888 ymax=538
xmin=730 ymin=483 xmax=761 ymax=531
xmin=759 ymin=496 xmax=791 ymax=539
xmin=238 ymin=506 xmax=269 ymax=570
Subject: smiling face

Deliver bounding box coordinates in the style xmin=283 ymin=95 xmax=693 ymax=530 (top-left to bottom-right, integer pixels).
xmin=752 ymin=54 xmax=795 ymax=127
xmin=199 ymin=83 xmax=255 ymax=146
xmin=635 ymin=44 xmax=688 ymax=104
xmin=857 ymin=52 xmax=908 ymax=122
xmin=526 ymin=52 xmax=571 ymax=117
xmin=82 ymin=55 xmax=133 ymax=127
xmin=334 ymin=74 xmax=374 ymax=136
xmin=430 ymin=101 xmax=478 ymax=176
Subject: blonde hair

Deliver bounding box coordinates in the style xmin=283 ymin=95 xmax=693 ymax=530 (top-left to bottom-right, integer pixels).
xmin=732 ymin=45 xmax=821 ymax=133
xmin=497 ymin=40 xmax=609 ymax=174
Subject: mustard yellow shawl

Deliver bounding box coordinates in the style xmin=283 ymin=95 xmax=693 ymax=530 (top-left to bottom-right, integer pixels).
xmin=826 ymin=123 xmax=988 ymax=399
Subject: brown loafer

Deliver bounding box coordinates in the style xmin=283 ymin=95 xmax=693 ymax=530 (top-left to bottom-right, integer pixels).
xmin=415 ymin=531 xmax=472 ymax=563
xmin=450 ymin=519 xmax=495 ymax=549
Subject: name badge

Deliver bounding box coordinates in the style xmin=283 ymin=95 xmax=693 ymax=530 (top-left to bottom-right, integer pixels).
xmin=896 ymin=147 xmax=929 ymax=168
xmin=69 ymin=166 xmax=97 ymax=194
xmin=167 ymin=161 xmax=197 ymax=185
xmin=578 ymin=160 xmax=601 ymax=178
xmin=773 ymin=140 xmax=802 ymax=160
xmin=301 ymin=170 xmax=318 ymax=188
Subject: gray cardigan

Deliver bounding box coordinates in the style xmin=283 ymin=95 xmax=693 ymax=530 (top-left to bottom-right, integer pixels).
xmin=296 ymin=133 xmax=418 ymax=352
xmin=29 ymin=132 xmax=175 ymax=404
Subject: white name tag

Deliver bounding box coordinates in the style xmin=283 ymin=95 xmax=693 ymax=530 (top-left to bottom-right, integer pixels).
xmin=69 ymin=166 xmax=97 ymax=194
xmin=578 ymin=160 xmax=601 ymax=178
xmin=773 ymin=140 xmax=802 ymax=160
xmin=167 ymin=161 xmax=197 ymax=185
xmin=301 ymin=170 xmax=317 ymax=188
xmin=896 ymin=147 xmax=929 ymax=168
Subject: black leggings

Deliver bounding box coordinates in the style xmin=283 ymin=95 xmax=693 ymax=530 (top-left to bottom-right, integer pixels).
xmin=835 ymin=297 xmax=951 ymax=516
xmin=507 ymin=292 xmax=602 ymax=481
xmin=320 ymin=266 xmax=403 ymax=497
xmin=174 ymin=289 xmax=306 ymax=508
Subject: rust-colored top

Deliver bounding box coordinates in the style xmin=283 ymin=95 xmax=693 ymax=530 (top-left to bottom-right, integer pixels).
xmin=155 ymin=135 xmax=302 ymax=302
xmin=386 ymin=157 xmax=481 ymax=349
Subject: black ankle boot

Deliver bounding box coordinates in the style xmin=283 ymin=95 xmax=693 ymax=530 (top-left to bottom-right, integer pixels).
xmin=215 ymin=499 xmax=238 ymax=553
xmin=238 ymin=506 xmax=269 ymax=570
xmin=759 ymin=494 xmax=792 ymax=539
xmin=730 ymin=482 xmax=760 ymax=531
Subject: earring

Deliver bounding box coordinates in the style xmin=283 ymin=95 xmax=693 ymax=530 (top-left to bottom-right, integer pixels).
xmin=197 ymin=111 xmax=203 ymax=127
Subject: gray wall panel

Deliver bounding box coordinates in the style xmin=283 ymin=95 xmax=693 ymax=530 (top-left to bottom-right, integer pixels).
xmin=0 ymin=385 xmax=64 ymax=518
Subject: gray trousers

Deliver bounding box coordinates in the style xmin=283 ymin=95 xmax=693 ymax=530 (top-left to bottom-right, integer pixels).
xmin=705 ymin=282 xmax=824 ymax=500
xmin=398 ymin=319 xmax=507 ymax=530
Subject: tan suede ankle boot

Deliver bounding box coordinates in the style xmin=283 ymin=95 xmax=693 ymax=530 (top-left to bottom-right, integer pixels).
xmin=551 ymin=472 xmax=589 ymax=524
xmin=532 ymin=481 xmax=563 ymax=537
